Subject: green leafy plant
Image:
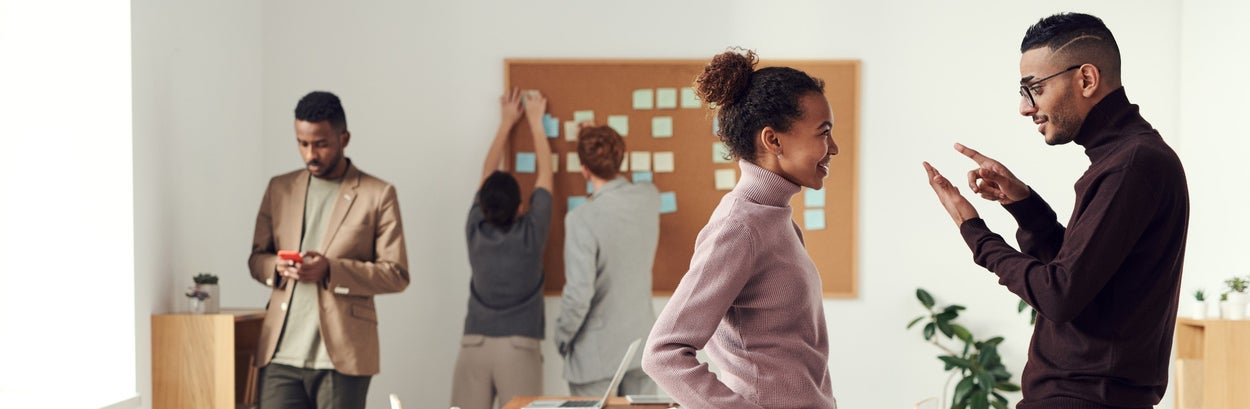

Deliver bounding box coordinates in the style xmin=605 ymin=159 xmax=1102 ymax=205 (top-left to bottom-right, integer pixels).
xmin=1016 ymin=300 xmax=1037 ymax=325
xmin=193 ymin=273 xmax=219 ymax=285
xmin=908 ymin=288 xmax=1021 ymax=409
xmin=1194 ymin=289 xmax=1205 ymax=302
xmin=1225 ymin=276 xmax=1249 ymax=294
xmin=1221 ymin=293 xmax=1229 ymax=302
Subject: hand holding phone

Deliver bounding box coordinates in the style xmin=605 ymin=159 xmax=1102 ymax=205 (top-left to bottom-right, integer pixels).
xmin=278 ymin=250 xmax=303 ymax=263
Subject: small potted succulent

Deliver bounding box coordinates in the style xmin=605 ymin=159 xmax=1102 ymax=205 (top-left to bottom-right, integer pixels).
xmin=187 ymin=273 xmax=220 ymax=314
xmin=1222 ymin=276 xmax=1249 ymax=320
xmin=1191 ymin=289 xmax=1207 ymax=320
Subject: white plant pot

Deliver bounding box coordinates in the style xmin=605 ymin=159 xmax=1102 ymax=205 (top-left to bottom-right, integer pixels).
xmin=1190 ymin=301 xmax=1208 ymax=320
xmin=1220 ymin=300 xmax=1247 ymax=320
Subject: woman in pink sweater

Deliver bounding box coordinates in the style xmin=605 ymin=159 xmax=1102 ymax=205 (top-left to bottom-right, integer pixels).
xmin=641 ymin=48 xmax=839 ymax=409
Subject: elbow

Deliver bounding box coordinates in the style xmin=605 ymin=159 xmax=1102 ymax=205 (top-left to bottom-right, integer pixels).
xmin=640 ymin=343 xmax=662 ymax=380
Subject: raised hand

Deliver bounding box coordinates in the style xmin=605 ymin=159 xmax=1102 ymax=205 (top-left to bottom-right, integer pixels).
xmin=956 ymin=143 xmax=1030 ymax=205
xmin=500 ymin=88 xmax=523 ymax=127
xmin=523 ymin=90 xmax=547 ymax=127
xmin=924 ymin=161 xmax=980 ymax=226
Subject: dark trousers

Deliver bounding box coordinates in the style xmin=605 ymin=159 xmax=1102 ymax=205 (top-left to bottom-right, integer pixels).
xmin=259 ymin=363 xmax=372 ymax=409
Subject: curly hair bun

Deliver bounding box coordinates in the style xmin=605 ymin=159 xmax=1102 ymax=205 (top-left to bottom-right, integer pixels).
xmin=695 ymin=48 xmax=757 ymax=108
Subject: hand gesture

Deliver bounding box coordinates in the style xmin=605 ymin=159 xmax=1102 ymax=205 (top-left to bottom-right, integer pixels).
xmin=956 ymin=143 xmax=1030 ymax=205
xmin=500 ymin=88 xmax=523 ymax=127
xmin=280 ymin=251 xmax=330 ymax=283
xmin=924 ymin=161 xmax=980 ymax=226
xmin=523 ymin=90 xmax=547 ymax=127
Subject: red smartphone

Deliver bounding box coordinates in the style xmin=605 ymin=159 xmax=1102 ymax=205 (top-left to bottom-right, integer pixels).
xmin=277 ymin=250 xmax=303 ymax=263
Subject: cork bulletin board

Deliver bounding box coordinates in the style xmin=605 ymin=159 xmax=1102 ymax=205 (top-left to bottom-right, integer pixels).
xmin=505 ymin=59 xmax=859 ymax=298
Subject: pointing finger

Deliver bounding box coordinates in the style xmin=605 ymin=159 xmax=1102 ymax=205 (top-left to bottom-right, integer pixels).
xmin=954 ymin=143 xmax=990 ymax=164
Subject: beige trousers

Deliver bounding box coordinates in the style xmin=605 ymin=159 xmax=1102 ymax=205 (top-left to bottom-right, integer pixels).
xmin=451 ymin=335 xmax=543 ymax=409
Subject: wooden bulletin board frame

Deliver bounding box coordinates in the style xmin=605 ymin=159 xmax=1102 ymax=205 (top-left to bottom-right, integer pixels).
xmin=505 ymin=59 xmax=859 ymax=298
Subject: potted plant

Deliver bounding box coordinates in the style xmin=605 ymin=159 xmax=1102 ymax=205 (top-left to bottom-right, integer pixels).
xmin=908 ymin=288 xmax=1021 ymax=409
xmin=190 ymin=273 xmax=220 ymax=314
xmin=1191 ymin=289 xmax=1207 ymax=320
xmin=1222 ymin=276 xmax=1249 ymax=320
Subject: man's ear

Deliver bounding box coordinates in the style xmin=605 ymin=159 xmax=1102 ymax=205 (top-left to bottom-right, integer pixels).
xmin=1078 ymin=64 xmax=1101 ymax=98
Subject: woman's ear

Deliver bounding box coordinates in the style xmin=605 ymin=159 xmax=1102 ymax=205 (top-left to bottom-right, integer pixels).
xmin=758 ymin=127 xmax=782 ymax=156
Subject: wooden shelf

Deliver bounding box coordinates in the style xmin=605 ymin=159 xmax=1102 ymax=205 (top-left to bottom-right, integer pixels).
xmin=1175 ymin=318 xmax=1250 ymax=409
xmin=152 ymin=309 xmax=264 ymax=409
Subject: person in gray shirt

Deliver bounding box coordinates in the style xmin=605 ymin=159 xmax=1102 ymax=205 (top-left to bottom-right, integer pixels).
xmin=556 ymin=124 xmax=661 ymax=397
xmin=452 ymin=89 xmax=553 ymax=409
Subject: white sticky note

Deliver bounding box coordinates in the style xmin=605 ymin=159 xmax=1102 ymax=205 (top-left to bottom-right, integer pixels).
xmin=680 ymin=87 xmax=701 ymax=108
xmin=566 ymin=152 xmax=582 ymax=173
xmin=652 ymin=117 xmax=673 ymax=138
xmin=714 ymin=169 xmax=737 ymax=190
xmin=630 ymin=151 xmax=651 ymax=171
xmin=712 ymin=142 xmax=733 ymax=163
xmin=607 ymin=115 xmax=629 ymax=136
xmin=653 ymin=151 xmax=675 ymax=173
xmin=573 ymin=110 xmax=595 ymax=124
xmin=565 ymin=121 xmax=579 ymax=142
xmin=632 ymin=89 xmax=654 ymax=110
xmin=620 ymin=155 xmax=629 ymax=172
xmin=805 ymin=188 xmax=825 ymax=207
xmin=656 ymin=88 xmax=678 ymax=109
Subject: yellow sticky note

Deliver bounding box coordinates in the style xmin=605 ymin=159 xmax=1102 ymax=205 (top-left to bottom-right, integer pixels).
xmin=565 ymin=121 xmax=579 ymax=142
xmin=652 ymin=117 xmax=673 ymax=138
xmin=608 ymin=115 xmax=629 ymax=136
xmin=712 ymin=142 xmax=733 ymax=163
xmin=653 ymin=152 xmax=675 ymax=173
xmin=656 ymin=88 xmax=678 ymax=109
xmin=681 ymin=87 xmax=701 ymax=108
xmin=632 ymin=89 xmax=654 ymax=110
xmin=573 ymin=110 xmax=595 ymax=124
xmin=714 ymin=169 xmax=736 ymax=190
xmin=630 ymin=151 xmax=651 ymax=171
xmin=566 ymin=152 xmax=582 ymax=173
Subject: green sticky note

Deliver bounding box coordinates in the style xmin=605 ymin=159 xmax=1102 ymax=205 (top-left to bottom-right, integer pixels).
xmin=607 ymin=115 xmax=629 ymax=136
xmin=632 ymin=89 xmax=654 ymax=110
xmin=656 ymin=88 xmax=678 ymax=109
xmin=652 ymin=117 xmax=673 ymax=138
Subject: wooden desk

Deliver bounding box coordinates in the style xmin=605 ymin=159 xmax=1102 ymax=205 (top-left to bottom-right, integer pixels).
xmin=152 ymin=308 xmax=265 ymax=409
xmin=503 ymin=396 xmax=676 ymax=409
xmin=1174 ymin=318 xmax=1250 ymax=409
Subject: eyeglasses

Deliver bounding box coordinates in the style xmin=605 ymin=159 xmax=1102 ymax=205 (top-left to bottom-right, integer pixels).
xmin=1019 ymin=65 xmax=1080 ymax=108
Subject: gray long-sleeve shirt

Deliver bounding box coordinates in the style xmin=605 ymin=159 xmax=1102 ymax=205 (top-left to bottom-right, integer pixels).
xmin=463 ymin=188 xmax=552 ymax=339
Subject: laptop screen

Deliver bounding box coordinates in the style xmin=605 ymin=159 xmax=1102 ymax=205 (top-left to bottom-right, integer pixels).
xmin=596 ymin=339 xmax=642 ymax=405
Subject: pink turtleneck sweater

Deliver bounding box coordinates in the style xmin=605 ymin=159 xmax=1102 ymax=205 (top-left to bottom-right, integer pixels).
xmin=642 ymin=160 xmax=836 ymax=409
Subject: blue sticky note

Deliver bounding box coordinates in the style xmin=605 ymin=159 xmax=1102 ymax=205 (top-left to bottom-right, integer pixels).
xmin=632 ymin=171 xmax=653 ymax=183
xmin=804 ymin=209 xmax=826 ymax=231
xmin=804 ymin=188 xmax=825 ymax=208
xmin=659 ymin=192 xmax=677 ymax=214
xmin=586 ymin=180 xmax=594 ymax=194
xmin=515 ymin=153 xmax=536 ymax=173
xmin=543 ymin=114 xmax=559 ymax=138
xmin=568 ymin=196 xmax=587 ymax=210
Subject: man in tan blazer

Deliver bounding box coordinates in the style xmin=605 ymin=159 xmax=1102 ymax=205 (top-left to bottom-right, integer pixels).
xmin=248 ymin=91 xmax=409 ymax=409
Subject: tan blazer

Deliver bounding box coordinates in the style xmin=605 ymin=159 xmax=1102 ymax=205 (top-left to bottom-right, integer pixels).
xmin=248 ymin=161 xmax=409 ymax=376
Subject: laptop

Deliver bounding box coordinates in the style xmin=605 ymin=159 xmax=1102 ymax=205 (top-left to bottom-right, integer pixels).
xmin=523 ymin=339 xmax=642 ymax=409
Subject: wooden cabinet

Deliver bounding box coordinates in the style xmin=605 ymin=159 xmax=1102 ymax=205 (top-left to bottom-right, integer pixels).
xmin=1175 ymin=318 xmax=1250 ymax=409
xmin=152 ymin=309 xmax=265 ymax=409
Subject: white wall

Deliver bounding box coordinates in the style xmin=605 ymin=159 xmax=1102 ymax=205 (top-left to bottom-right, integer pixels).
xmin=132 ymin=0 xmax=264 ymax=406
xmin=0 ymin=0 xmax=137 ymax=407
xmin=128 ymin=1 xmax=1210 ymax=409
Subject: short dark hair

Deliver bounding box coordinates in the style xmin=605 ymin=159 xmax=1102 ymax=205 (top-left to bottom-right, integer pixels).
xmin=577 ymin=125 xmax=626 ymax=179
xmin=478 ymin=171 xmax=521 ymax=228
xmin=695 ymin=48 xmax=825 ymax=162
xmin=295 ymin=91 xmax=348 ymax=132
xmin=1021 ymin=13 xmax=1121 ymax=83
